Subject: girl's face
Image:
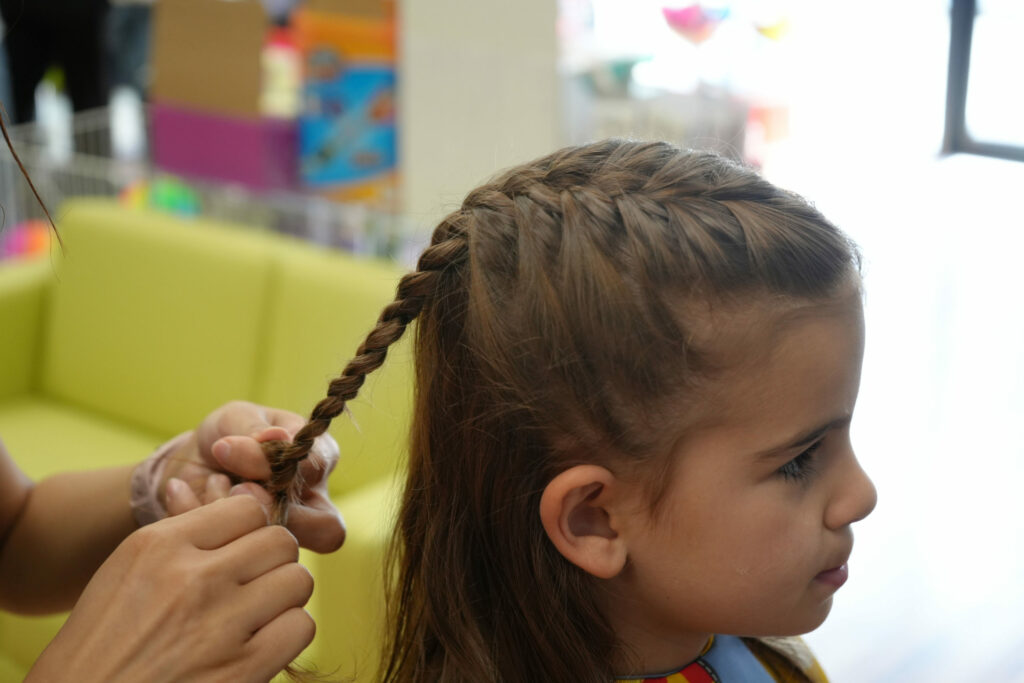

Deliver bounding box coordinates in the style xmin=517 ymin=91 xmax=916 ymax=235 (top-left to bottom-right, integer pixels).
xmin=606 ymin=289 xmax=876 ymax=672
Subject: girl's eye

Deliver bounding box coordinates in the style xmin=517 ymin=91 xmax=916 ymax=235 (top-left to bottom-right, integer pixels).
xmin=777 ymin=440 xmax=824 ymax=482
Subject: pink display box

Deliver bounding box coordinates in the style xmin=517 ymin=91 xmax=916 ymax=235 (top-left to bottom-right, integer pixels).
xmin=151 ymin=102 xmax=298 ymax=191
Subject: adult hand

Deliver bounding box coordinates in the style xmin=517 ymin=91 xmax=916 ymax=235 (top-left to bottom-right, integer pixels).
xmin=26 ymin=496 xmax=314 ymax=683
xmin=161 ymin=401 xmax=345 ymax=553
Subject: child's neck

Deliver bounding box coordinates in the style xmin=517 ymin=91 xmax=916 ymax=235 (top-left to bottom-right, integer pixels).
xmin=600 ymin=586 xmax=711 ymax=676
xmin=611 ymin=624 xmax=711 ymax=677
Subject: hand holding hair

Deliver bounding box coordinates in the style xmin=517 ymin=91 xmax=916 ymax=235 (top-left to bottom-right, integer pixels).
xmin=25 ymin=496 xmax=315 ymax=683
xmin=132 ymin=400 xmax=345 ymax=554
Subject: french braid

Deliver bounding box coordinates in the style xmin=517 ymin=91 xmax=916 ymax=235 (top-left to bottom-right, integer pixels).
xmin=261 ymin=215 xmax=469 ymax=524
xmin=377 ymin=141 xmax=860 ymax=682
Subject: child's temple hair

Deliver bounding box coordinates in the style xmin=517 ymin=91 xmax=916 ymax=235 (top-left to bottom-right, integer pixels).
xmin=263 ymin=139 xmax=859 ymax=680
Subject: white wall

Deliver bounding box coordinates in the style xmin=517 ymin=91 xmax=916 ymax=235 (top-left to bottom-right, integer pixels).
xmin=398 ymin=0 xmax=561 ymax=224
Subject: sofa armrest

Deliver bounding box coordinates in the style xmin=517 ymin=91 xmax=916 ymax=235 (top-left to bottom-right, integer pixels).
xmin=302 ymin=476 xmax=399 ymax=681
xmin=0 ymin=259 xmax=51 ymax=400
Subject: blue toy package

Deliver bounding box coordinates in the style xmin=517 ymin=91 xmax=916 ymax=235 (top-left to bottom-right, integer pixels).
xmin=300 ymin=64 xmax=396 ymax=186
xmin=295 ymin=5 xmax=397 ymax=205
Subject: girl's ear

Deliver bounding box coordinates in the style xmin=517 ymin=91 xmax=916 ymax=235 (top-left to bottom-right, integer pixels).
xmin=539 ymin=465 xmax=629 ymax=579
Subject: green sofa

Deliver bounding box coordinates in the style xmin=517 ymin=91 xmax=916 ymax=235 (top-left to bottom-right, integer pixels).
xmin=0 ymin=199 xmax=412 ymax=681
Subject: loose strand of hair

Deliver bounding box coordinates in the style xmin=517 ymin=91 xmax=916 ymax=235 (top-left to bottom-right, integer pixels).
xmin=0 ymin=105 xmax=62 ymax=249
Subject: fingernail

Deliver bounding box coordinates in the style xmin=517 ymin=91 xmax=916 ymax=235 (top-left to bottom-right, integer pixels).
xmin=229 ymin=483 xmax=261 ymax=498
xmin=212 ymin=441 xmax=231 ymax=464
xmin=166 ymin=477 xmax=185 ymax=498
xmin=229 ymin=485 xmax=271 ymax=522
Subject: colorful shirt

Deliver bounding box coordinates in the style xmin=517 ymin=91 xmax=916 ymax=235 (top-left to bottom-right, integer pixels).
xmin=617 ymin=635 xmax=828 ymax=683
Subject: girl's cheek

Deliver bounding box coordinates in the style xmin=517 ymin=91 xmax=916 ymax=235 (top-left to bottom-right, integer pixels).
xmin=746 ymin=505 xmax=814 ymax=560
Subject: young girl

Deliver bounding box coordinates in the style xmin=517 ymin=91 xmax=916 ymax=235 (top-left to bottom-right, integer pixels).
xmin=264 ymin=139 xmax=878 ymax=682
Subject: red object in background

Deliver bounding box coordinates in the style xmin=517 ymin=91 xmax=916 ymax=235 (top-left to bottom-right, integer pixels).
xmin=0 ymin=220 xmax=52 ymax=260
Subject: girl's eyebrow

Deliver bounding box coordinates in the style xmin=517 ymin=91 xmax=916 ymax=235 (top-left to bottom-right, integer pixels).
xmin=756 ymin=415 xmax=852 ymax=459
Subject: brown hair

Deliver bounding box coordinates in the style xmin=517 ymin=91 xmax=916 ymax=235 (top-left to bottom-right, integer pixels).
xmin=263 ymin=140 xmax=858 ymax=681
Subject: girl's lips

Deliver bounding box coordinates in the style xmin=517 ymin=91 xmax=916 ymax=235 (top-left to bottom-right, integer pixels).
xmin=814 ymin=563 xmax=849 ymax=589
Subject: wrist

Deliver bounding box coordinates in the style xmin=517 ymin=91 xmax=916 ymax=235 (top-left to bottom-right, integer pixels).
xmin=129 ymin=431 xmax=193 ymax=527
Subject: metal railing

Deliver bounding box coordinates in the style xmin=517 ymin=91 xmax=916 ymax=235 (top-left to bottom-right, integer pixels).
xmin=0 ymin=106 xmax=421 ymax=261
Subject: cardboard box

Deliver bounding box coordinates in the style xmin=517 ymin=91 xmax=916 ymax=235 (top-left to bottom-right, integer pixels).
xmin=151 ymin=0 xmax=266 ymax=119
xmin=149 ymin=0 xmax=298 ymax=191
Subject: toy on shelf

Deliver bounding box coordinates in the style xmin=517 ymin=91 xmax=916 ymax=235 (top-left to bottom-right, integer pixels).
xmin=295 ymin=0 xmax=398 ymax=206
xmin=262 ymin=27 xmax=302 ymax=119
xmin=0 ymin=220 xmax=52 ymax=260
xmin=118 ymin=178 xmax=202 ymax=217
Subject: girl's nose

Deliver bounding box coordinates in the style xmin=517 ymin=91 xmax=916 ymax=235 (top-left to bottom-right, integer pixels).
xmin=824 ymin=453 xmax=877 ymax=531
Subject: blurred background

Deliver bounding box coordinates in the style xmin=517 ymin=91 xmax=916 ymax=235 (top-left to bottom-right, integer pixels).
xmin=0 ymin=0 xmax=1020 ymax=680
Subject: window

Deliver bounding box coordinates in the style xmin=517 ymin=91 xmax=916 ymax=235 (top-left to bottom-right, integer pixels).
xmin=944 ymin=0 xmax=1024 ymax=161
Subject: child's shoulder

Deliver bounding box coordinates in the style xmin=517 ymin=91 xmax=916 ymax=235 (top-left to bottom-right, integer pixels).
xmin=743 ymin=636 xmax=829 ymax=683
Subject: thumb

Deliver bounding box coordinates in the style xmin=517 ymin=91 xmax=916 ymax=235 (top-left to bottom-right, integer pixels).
xmin=253 ymin=425 xmax=293 ymax=444
xmin=209 ymin=427 xmax=296 ymax=480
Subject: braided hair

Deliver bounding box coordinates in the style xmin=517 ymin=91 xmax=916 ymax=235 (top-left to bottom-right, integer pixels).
xmin=260 ymin=214 xmax=468 ymax=524
xmin=264 ymin=140 xmax=857 ymax=681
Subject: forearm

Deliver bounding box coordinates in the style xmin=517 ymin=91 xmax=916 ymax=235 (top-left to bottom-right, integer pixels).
xmin=0 ymin=465 xmax=137 ymax=614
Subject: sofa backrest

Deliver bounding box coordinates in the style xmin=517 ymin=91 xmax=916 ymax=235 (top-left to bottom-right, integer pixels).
xmin=40 ymin=199 xmax=413 ymax=496
xmin=42 ymin=199 xmax=275 ymax=436
xmin=254 ymin=234 xmax=413 ymax=497
xmin=0 ymin=259 xmax=50 ymax=402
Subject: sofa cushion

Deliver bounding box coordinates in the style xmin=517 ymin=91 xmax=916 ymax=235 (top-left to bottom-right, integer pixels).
xmin=41 ymin=199 xmax=274 ymax=436
xmin=256 ymin=242 xmax=413 ymax=497
xmin=0 ymin=395 xmax=164 ymax=480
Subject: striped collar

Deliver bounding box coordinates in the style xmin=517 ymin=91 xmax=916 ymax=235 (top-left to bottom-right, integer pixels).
xmin=617 ymin=635 xmax=776 ymax=683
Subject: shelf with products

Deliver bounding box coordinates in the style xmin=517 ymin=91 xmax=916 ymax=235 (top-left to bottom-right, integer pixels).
xmin=0 ymin=105 xmax=422 ymax=265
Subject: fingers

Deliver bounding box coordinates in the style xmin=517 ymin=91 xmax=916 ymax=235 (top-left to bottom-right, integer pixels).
xmin=300 ymin=433 xmax=340 ymax=485
xmin=170 ymin=495 xmax=269 ymax=550
xmin=262 ymin=408 xmax=307 ymax=436
xmin=199 ymin=401 xmax=303 ymax=465
xmin=213 ymin=402 xmax=305 ymax=443
xmin=229 ymin=481 xmax=274 ymax=507
xmin=165 ymin=474 xmax=234 ymax=516
xmin=211 ymin=401 xmax=277 ymax=442
xmin=284 ymin=493 xmax=346 ymax=554
xmin=211 ymin=436 xmax=273 ymax=480
xmin=243 ymin=607 xmax=316 ymax=681
xmin=236 ymin=562 xmax=314 ymax=635
xmin=224 ymin=483 xmax=344 ymax=553
xmin=211 ymin=431 xmax=338 ymax=486
xmin=165 ymin=477 xmax=201 ymax=516
xmin=221 ymin=524 xmax=301 ymax=584
xmin=202 ymin=473 xmax=232 ymax=504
